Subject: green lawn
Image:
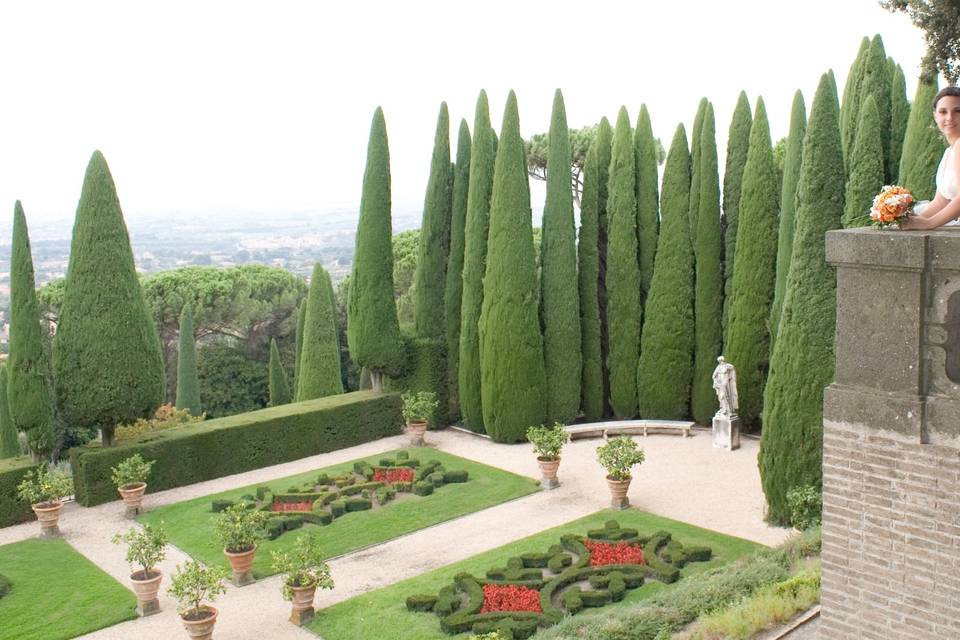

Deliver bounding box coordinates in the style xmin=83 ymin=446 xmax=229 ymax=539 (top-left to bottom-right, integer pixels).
xmin=309 ymin=509 xmax=763 ymax=640
xmin=140 ymin=448 xmax=539 ymax=579
xmin=0 ymin=538 xmax=136 ymax=640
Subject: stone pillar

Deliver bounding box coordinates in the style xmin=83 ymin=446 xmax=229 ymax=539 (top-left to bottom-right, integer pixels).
xmin=822 ymin=228 xmax=960 ymax=640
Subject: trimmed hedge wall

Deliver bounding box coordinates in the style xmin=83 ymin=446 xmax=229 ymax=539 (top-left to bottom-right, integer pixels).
xmin=70 ymin=391 xmax=402 ymax=507
xmin=0 ymin=457 xmax=36 ymax=528
xmin=386 ymin=332 xmax=449 ymax=428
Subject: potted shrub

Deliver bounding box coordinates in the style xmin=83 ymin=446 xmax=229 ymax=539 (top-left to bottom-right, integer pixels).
xmin=111 ymin=453 xmax=155 ymax=517
xmin=401 ymin=391 xmax=438 ymax=446
xmin=168 ymin=559 xmax=228 ymax=640
xmin=112 ymin=523 xmax=169 ymax=616
xmin=16 ymin=465 xmax=73 ymax=537
xmin=212 ymin=503 xmax=269 ymax=586
xmin=526 ymin=422 xmax=570 ymax=489
xmin=271 ymin=532 xmax=335 ymax=626
xmin=596 ymin=436 xmax=646 ymax=510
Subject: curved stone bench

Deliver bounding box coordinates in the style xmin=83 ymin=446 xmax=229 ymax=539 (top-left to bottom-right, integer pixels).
xmin=565 ymin=420 xmax=695 ymax=440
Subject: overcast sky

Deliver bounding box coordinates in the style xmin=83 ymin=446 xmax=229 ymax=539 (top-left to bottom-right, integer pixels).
xmin=0 ymin=1 xmax=928 ymax=222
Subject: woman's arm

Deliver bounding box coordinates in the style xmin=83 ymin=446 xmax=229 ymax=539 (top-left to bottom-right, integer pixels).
xmin=902 ymin=140 xmax=960 ymax=230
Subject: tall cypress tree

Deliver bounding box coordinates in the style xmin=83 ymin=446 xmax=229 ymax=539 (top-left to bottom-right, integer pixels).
xmin=760 ymin=73 xmax=844 ymax=525
xmin=687 ymin=99 xmax=708 ymax=236
xmin=479 ymin=91 xmax=547 ymax=443
xmin=579 ymin=143 xmax=604 ymax=422
xmin=724 ymin=99 xmax=780 ymax=430
xmin=840 ymin=36 xmax=871 ymax=167
xmin=53 ymin=153 xmax=165 ymax=447
xmin=722 ymin=91 xmax=753 ymax=329
xmin=842 ymin=95 xmax=884 ymax=228
xmin=413 ymin=103 xmax=453 ymax=339
xmin=606 ymin=106 xmax=641 ymax=418
xmin=859 ymin=36 xmax=892 ymax=181
xmin=268 ymin=338 xmax=291 ymax=406
xmin=539 ymin=89 xmax=581 ymax=424
xmin=899 ymin=76 xmax=946 ymax=200
xmin=594 ymin=118 xmax=613 ymax=418
xmin=293 ymin=301 xmax=306 ymax=395
xmin=8 ymin=202 xmax=54 ymax=459
xmin=638 ymin=125 xmax=694 ymax=420
xmin=175 ymin=305 xmax=201 ymax=415
xmin=348 ymin=108 xmax=405 ymax=392
xmin=691 ymin=103 xmax=724 ymax=424
xmin=298 ymin=264 xmax=343 ymax=400
xmin=444 ymin=119 xmax=471 ymax=419
xmin=459 ymin=91 xmax=497 ymax=432
xmin=635 ymin=105 xmax=660 ymax=300
xmin=0 ymin=366 xmax=18 ymax=459
xmin=770 ymin=91 xmax=807 ymax=349
xmin=889 ymin=64 xmax=910 ymax=183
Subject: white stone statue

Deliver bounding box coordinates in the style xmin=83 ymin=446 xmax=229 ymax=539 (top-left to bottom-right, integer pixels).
xmin=712 ymin=356 xmax=738 ymax=417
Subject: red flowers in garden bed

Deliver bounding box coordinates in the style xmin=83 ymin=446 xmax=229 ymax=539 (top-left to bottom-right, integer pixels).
xmin=480 ymin=584 xmax=542 ymax=613
xmin=583 ymin=539 xmax=645 ymax=566
xmin=373 ymin=467 xmax=415 ymax=484
xmin=271 ymin=501 xmax=313 ymax=512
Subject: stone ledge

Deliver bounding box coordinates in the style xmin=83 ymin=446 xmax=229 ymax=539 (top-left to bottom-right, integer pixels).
xmin=565 ymin=420 xmax=695 ymax=440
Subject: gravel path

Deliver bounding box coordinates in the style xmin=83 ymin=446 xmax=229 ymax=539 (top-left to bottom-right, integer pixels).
xmin=1 ymin=427 xmax=790 ymax=640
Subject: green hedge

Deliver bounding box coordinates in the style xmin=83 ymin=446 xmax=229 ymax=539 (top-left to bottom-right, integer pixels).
xmin=387 ymin=332 xmax=449 ymax=428
xmin=0 ymin=457 xmax=36 ymax=528
xmin=69 ymin=391 xmax=402 ymax=507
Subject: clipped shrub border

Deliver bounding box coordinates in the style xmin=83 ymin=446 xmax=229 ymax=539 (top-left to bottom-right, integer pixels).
xmin=70 ymin=391 xmax=402 ymax=506
xmin=0 ymin=457 xmax=38 ymax=528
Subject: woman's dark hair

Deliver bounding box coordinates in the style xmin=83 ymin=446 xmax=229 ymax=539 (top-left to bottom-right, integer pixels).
xmin=933 ymin=86 xmax=960 ymax=110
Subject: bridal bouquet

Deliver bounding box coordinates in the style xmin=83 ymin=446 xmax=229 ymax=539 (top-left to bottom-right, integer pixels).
xmin=869 ymin=185 xmax=914 ymax=229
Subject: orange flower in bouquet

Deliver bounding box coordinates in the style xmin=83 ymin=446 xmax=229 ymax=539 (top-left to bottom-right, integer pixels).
xmin=869 ymin=185 xmax=914 ymax=229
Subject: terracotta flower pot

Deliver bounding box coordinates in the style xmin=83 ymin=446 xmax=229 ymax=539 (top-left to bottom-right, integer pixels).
xmin=118 ymin=482 xmax=147 ymax=518
xmin=224 ymin=546 xmax=257 ymax=586
xmin=537 ymin=457 xmax=561 ymax=490
xmin=407 ymin=421 xmax=428 ymax=446
xmin=180 ymin=605 xmax=218 ymax=640
xmin=606 ymin=476 xmax=632 ymax=510
xmin=32 ymin=501 xmax=63 ymax=538
xmin=130 ymin=569 xmax=163 ymax=616
xmin=288 ymin=582 xmax=317 ymax=626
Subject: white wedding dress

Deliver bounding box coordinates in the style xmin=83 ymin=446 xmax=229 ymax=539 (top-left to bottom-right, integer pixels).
xmin=915 ymin=144 xmax=960 ymax=224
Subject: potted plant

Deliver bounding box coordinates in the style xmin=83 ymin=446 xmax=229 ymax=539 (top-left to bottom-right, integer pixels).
xmin=596 ymin=436 xmax=646 ymax=509
xmin=526 ymin=422 xmax=570 ymax=489
xmin=16 ymin=465 xmax=73 ymax=537
xmin=111 ymin=454 xmax=155 ymax=517
xmin=401 ymin=391 xmax=438 ymax=446
xmin=271 ymin=532 xmax=335 ymax=626
xmin=112 ymin=523 xmax=169 ymax=616
xmin=168 ymin=559 xmax=228 ymax=640
xmin=212 ymin=503 xmax=269 ymax=586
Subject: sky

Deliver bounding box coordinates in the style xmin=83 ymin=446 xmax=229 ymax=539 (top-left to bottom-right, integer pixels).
xmin=0 ymin=1 xmax=930 ymax=223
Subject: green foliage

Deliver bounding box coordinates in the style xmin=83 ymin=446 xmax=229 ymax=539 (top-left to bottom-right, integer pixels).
xmin=899 ymin=76 xmax=946 ymax=200
xmin=110 ymin=453 xmax=154 ymax=489
xmin=175 ymin=306 xmax=201 ymax=415
xmin=479 ymin=91 xmax=547 ymax=443
xmin=635 ymin=105 xmax=660 ymax=300
xmin=579 ymin=142 xmax=604 ymax=423
xmin=606 ymin=107 xmax=641 ymax=418
xmin=392 ymin=229 xmax=420 ymax=325
xmin=197 ymin=343 xmax=268 ymax=417
xmin=889 ymin=63 xmax=910 ymax=181
xmin=638 ymin=125 xmax=694 ymax=420
xmin=114 ymin=403 xmax=203 ymax=442
xmin=688 ymin=99 xmax=708 ymax=235
xmin=525 ymin=422 xmax=569 ymax=460
xmin=16 ymin=464 xmax=73 ymax=505
xmin=860 ymin=36 xmax=893 ymax=181
xmin=387 ymin=332 xmax=448 ymax=427
xmin=0 ymin=458 xmax=35 ymax=527
xmin=594 ymin=118 xmax=614 ymax=418
xmin=414 ymin=102 xmax=453 ymax=340
xmin=294 ymin=301 xmax=306 ymax=393
xmin=724 ymin=99 xmax=780 ymax=430
xmin=840 ymin=37 xmax=870 ymax=167
xmin=8 ymin=202 xmax=53 ymax=458
xmin=691 ymin=102 xmax=724 ymax=424
xmin=271 ymin=532 xmax=335 ymax=600
xmin=0 ymin=366 xmax=19 ymax=459
xmin=112 ymin=523 xmax=168 ymax=575
xmin=786 ymin=485 xmax=823 ymax=531
xmin=881 ymin=0 xmax=960 ymax=83
xmin=54 ymin=151 xmax=165 ymax=446
xmin=401 ymin=391 xmax=439 ymax=424
xmin=459 ymin=91 xmax=497 ymax=433
xmin=269 ymin=338 xmax=291 ymax=406
xmin=348 ymin=108 xmax=405 ymax=383
xmin=539 ymin=89 xmax=582 ymax=425
xmin=595 ymin=436 xmax=645 ymax=480
xmin=213 ymin=502 xmax=270 ymax=552
xmin=297 ymin=264 xmax=343 ymax=400
xmin=445 ymin=119 xmax=472 ymax=419
xmin=721 ymin=91 xmax=753 ymax=330
xmin=843 ymin=95 xmax=885 ymax=227
xmin=770 ymin=91 xmax=807 ymax=350
xmin=760 ymin=73 xmax=843 ymax=525
xmin=168 ymin=559 xmax=228 ymax=618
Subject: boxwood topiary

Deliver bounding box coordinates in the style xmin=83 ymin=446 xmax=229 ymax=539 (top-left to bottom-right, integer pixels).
xmin=414 ymin=481 xmax=434 ymax=496
xmin=443 ymin=470 xmax=469 ymax=483
xmin=211 ymin=499 xmax=235 ymax=513
xmin=406 ymin=594 xmax=438 ymax=612
xmin=345 ymin=497 xmax=372 ymax=512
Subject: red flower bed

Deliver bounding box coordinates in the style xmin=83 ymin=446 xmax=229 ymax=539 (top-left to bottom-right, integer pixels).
xmin=271 ymin=501 xmax=313 ymax=512
xmin=373 ymin=467 xmax=415 ymax=484
xmin=480 ymin=584 xmax=542 ymax=613
xmin=583 ymin=539 xmax=645 ymax=566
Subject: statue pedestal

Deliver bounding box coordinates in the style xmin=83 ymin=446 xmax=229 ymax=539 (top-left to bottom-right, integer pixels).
xmin=712 ymin=414 xmax=740 ymax=451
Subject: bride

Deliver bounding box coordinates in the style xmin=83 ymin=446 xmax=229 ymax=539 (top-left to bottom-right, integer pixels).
xmin=902 ymin=86 xmax=960 ymax=230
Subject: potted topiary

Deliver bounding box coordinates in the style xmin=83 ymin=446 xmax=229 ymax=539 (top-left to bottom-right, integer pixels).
xmin=596 ymin=436 xmax=646 ymax=510
xmin=401 ymin=391 xmax=439 ymax=446
xmin=526 ymin=422 xmax=570 ymax=489
xmin=111 ymin=454 xmax=155 ymax=517
xmin=271 ymin=532 xmax=335 ymax=626
xmin=168 ymin=559 xmax=228 ymax=640
xmin=16 ymin=465 xmax=74 ymax=537
xmin=212 ymin=503 xmax=269 ymax=586
xmin=112 ymin=523 xmax=169 ymax=616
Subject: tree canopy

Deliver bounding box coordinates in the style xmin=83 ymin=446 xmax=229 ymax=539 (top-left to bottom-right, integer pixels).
xmin=881 ymin=0 xmax=960 ymax=82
